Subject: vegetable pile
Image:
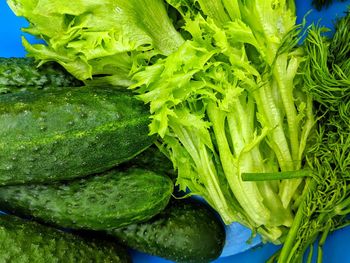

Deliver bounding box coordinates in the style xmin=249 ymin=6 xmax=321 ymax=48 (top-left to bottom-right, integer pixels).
xmin=0 ymin=58 xmax=226 ymax=262
xmin=1 ymin=0 xmax=350 ymax=262
xmin=8 ymin=0 xmax=315 ymax=244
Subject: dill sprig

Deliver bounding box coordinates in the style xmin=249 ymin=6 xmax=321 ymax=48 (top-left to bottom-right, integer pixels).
xmin=302 ymin=11 xmax=350 ymax=109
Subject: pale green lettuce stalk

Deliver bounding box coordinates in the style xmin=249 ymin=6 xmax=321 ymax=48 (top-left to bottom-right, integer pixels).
xmin=238 ymin=0 xmax=314 ymax=208
xmin=131 ymin=0 xmax=314 ymax=242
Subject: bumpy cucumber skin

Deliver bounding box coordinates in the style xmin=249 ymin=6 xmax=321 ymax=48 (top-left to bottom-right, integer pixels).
xmin=121 ymin=145 xmax=176 ymax=181
xmin=109 ymin=199 xmax=226 ymax=263
xmin=0 ymin=215 xmax=131 ymax=263
xmin=0 ymin=57 xmax=82 ymax=89
xmin=0 ymin=86 xmax=154 ymax=185
xmin=0 ymin=168 xmax=174 ymax=231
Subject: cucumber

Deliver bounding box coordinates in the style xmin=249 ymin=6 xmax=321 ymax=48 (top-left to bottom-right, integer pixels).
xmin=0 ymin=215 xmax=130 ymax=263
xmin=0 ymin=168 xmax=173 ymax=230
xmin=0 ymin=86 xmax=154 ymax=185
xmin=0 ymin=57 xmax=82 ymax=91
xmin=121 ymin=145 xmax=176 ymax=181
xmin=109 ymin=199 xmax=226 ymax=263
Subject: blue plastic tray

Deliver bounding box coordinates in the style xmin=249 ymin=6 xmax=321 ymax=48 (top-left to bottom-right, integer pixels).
xmin=1 ymin=1 xmax=350 ymax=262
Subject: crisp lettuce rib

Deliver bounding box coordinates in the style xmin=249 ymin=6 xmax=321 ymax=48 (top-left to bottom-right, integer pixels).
xmin=132 ymin=0 xmax=313 ymax=242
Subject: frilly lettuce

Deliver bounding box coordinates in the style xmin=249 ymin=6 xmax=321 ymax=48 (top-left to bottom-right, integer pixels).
xmin=132 ymin=0 xmax=314 ymax=242
xmin=8 ymin=0 xmax=184 ymax=85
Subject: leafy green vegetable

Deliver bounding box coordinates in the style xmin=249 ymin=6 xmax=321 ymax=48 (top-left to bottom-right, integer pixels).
xmin=8 ymin=0 xmax=316 ymax=243
xmin=273 ymin=10 xmax=350 ymax=262
xmin=302 ymin=21 xmax=350 ymax=108
xmin=7 ymin=0 xmax=184 ymax=86
xmin=130 ymin=0 xmax=314 ymax=242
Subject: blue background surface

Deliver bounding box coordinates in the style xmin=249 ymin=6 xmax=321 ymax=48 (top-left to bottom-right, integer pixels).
xmin=1 ymin=1 xmax=350 ymax=262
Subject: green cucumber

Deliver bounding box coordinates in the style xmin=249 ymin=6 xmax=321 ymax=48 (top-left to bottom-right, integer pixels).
xmin=109 ymin=199 xmax=226 ymax=263
xmin=121 ymin=145 xmax=176 ymax=181
xmin=0 ymin=168 xmax=173 ymax=230
xmin=0 ymin=85 xmax=59 ymax=95
xmin=0 ymin=86 xmax=154 ymax=185
xmin=0 ymin=215 xmax=130 ymax=263
xmin=0 ymin=57 xmax=82 ymax=92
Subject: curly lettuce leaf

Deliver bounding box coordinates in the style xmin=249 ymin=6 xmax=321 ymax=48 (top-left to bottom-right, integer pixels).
xmin=7 ymin=0 xmax=184 ymax=85
xmin=131 ymin=0 xmax=313 ymax=242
